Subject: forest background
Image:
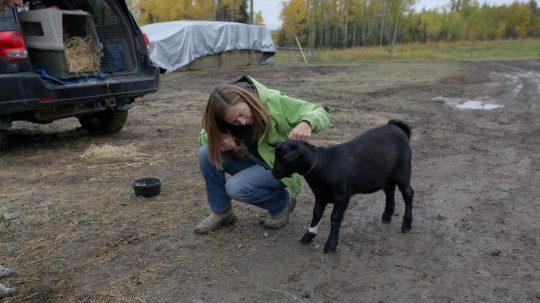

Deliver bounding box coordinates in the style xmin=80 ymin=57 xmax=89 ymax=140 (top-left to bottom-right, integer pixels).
xmin=131 ymin=0 xmax=540 ymax=51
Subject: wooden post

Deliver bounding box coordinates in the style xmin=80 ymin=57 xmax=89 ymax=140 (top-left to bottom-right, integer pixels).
xmin=295 ymin=36 xmax=308 ymax=64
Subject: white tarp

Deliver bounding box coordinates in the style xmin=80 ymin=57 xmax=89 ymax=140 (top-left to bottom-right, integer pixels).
xmin=141 ymin=21 xmax=276 ymax=73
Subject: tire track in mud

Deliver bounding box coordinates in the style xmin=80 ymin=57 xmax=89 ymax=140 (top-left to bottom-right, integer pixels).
xmin=409 ymin=60 xmax=540 ymax=302
xmin=436 ymin=61 xmax=540 ymax=113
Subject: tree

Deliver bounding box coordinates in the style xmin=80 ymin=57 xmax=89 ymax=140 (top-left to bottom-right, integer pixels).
xmin=529 ymin=0 xmax=540 ymax=36
xmin=139 ymin=0 xmax=216 ymax=24
xmin=216 ymin=0 xmax=249 ymax=22
xmin=386 ymin=0 xmax=415 ymax=61
xmin=279 ymin=0 xmax=307 ymax=46
xmin=254 ymin=11 xmax=265 ymax=26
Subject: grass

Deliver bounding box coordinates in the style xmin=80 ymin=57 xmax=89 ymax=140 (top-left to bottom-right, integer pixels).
xmin=273 ymin=39 xmax=540 ymax=64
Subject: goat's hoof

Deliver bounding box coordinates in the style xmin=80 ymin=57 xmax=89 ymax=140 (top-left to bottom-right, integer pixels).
xmin=323 ymin=242 xmax=337 ymax=253
xmin=323 ymin=246 xmax=337 ymax=254
xmin=301 ymin=232 xmax=316 ymax=244
xmin=401 ymin=222 xmax=412 ymax=233
xmin=381 ymin=214 xmax=392 ymax=223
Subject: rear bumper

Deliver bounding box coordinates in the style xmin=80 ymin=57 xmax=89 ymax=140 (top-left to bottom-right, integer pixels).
xmin=0 ymin=65 xmax=159 ymax=116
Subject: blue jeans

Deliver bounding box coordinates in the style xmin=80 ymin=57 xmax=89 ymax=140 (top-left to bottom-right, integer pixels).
xmin=198 ymin=145 xmax=289 ymax=215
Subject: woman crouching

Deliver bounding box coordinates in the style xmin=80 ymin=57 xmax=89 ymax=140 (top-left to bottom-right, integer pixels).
xmin=195 ymin=75 xmax=329 ymax=234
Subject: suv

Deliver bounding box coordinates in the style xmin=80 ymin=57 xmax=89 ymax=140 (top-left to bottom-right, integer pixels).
xmin=0 ymin=0 xmax=159 ymax=134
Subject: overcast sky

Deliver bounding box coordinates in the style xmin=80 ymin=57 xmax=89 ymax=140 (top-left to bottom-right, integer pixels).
xmin=253 ymin=0 xmax=521 ymax=31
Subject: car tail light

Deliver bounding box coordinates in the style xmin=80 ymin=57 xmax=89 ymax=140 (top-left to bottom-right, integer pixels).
xmin=0 ymin=30 xmax=28 ymax=61
xmin=38 ymin=96 xmax=57 ymax=102
xmin=142 ymin=32 xmax=150 ymax=50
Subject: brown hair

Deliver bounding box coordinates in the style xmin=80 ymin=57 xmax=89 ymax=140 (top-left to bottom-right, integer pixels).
xmin=202 ymin=84 xmax=271 ymax=168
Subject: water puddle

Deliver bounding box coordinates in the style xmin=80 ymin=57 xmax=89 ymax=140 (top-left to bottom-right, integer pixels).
xmin=433 ymin=97 xmax=504 ymax=110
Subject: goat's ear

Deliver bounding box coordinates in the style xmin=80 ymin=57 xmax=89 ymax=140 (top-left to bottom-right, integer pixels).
xmin=284 ymin=149 xmax=300 ymax=162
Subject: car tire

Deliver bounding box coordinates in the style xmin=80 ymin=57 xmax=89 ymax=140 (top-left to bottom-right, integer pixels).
xmin=0 ymin=131 xmax=7 ymax=146
xmin=78 ymin=109 xmax=128 ymax=134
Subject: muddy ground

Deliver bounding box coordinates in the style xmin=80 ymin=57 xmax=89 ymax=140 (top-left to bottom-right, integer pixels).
xmin=0 ymin=60 xmax=539 ymax=302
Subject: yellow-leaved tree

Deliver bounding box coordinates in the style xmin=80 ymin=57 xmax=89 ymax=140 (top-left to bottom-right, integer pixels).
xmin=216 ymin=0 xmax=249 ymax=23
xmin=254 ymin=11 xmax=265 ymax=26
xmin=138 ymin=0 xmax=250 ymax=25
xmin=279 ymin=0 xmax=307 ymax=46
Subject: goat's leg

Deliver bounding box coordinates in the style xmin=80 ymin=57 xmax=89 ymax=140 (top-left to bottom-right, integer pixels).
xmin=324 ymin=197 xmax=349 ymax=253
xmin=399 ymin=183 xmax=414 ymax=232
xmin=301 ymin=198 xmax=327 ymax=244
xmin=382 ymin=182 xmax=396 ymax=223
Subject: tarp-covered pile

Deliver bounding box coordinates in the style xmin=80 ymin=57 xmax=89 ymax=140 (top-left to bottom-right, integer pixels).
xmin=141 ymin=21 xmax=276 ymax=73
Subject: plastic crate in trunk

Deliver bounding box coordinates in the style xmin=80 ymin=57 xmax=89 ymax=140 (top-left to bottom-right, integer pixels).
xmin=20 ymin=8 xmax=100 ymax=79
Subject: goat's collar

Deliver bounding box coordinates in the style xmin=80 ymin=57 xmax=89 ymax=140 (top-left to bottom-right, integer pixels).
xmin=304 ymin=155 xmax=318 ymax=175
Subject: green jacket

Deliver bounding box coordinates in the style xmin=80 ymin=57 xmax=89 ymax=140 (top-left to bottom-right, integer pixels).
xmin=198 ymin=75 xmax=330 ymax=198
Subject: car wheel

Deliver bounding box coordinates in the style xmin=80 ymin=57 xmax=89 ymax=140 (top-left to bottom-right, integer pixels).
xmin=0 ymin=131 xmax=7 ymax=146
xmin=78 ymin=109 xmax=128 ymax=134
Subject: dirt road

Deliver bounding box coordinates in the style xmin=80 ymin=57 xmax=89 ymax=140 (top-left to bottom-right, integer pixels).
xmin=1 ymin=60 xmax=539 ymax=302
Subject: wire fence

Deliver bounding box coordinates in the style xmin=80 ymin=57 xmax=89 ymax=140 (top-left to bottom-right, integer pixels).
xmin=273 ymin=47 xmax=320 ymax=64
xmin=271 ymin=40 xmax=540 ymax=64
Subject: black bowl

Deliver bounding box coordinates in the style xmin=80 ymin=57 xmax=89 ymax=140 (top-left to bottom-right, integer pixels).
xmin=131 ymin=178 xmax=161 ymax=198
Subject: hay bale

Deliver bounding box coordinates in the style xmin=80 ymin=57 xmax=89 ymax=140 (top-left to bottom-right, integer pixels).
xmin=64 ymin=36 xmax=102 ymax=75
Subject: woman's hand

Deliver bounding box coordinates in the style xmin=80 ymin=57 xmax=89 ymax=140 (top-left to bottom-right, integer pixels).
xmin=0 ymin=0 xmax=22 ymax=11
xmin=289 ymin=121 xmax=312 ymax=141
xmin=219 ymin=134 xmax=237 ymax=151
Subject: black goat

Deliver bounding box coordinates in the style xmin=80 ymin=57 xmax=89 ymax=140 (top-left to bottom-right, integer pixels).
xmin=272 ymin=120 xmax=414 ymax=253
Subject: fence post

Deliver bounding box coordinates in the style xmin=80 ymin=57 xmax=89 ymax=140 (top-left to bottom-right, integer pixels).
xmin=289 ymin=47 xmax=292 ymax=63
xmin=295 ymin=36 xmax=308 ymax=64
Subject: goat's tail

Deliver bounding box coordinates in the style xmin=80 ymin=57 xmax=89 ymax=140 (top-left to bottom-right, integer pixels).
xmin=388 ymin=120 xmax=411 ymax=139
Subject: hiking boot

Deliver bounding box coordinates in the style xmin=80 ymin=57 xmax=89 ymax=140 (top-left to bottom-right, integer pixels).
xmin=263 ymin=205 xmax=289 ymax=229
xmin=258 ymin=213 xmax=268 ymax=225
xmin=288 ymin=195 xmax=297 ymax=212
xmin=0 ymin=266 xmax=16 ymax=279
xmin=0 ymin=285 xmax=17 ymax=298
xmin=194 ymin=208 xmax=237 ymax=234
xmin=260 ymin=193 xmax=296 ymax=226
